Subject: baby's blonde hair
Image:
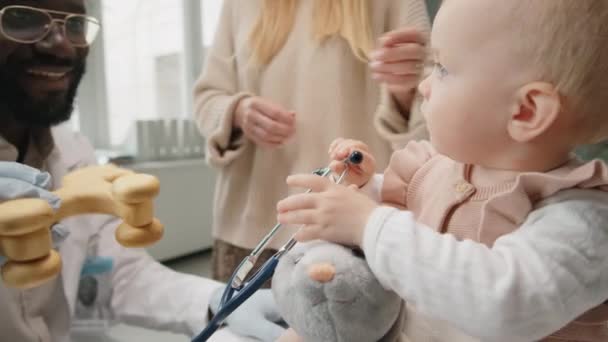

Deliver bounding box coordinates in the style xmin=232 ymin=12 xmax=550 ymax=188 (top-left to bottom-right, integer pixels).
xmin=248 ymin=0 xmax=373 ymax=66
xmin=512 ymin=1 xmax=608 ymax=143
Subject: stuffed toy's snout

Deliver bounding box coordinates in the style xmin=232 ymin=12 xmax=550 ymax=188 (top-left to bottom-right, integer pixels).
xmin=308 ymin=262 xmax=336 ymax=283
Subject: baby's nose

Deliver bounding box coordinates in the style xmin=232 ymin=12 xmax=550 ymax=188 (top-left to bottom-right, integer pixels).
xmin=307 ymin=262 xmax=336 ymax=283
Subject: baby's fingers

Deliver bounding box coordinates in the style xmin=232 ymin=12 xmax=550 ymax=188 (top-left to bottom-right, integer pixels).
xmin=276 ymin=193 xmax=317 ymax=214
xmin=286 ymin=174 xmax=332 ymax=192
xmin=328 ymin=138 xmax=345 ymax=156
xmin=294 ymin=225 xmax=324 ymax=242
xmin=277 ymin=209 xmax=318 ymax=227
xmin=329 ymin=139 xmax=370 ymax=161
xmin=329 ymin=160 xmax=346 ymax=175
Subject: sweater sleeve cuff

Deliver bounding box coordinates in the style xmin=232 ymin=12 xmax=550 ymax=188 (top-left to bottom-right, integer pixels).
xmin=204 ymin=92 xmax=252 ymax=167
xmin=374 ymin=88 xmax=429 ymax=151
xmin=375 ymin=87 xmax=412 ymax=150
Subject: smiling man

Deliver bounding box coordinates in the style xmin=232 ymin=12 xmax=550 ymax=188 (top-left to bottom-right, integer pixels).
xmin=0 ymin=0 xmax=89 ymax=159
xmin=0 ymin=3 xmax=85 ymax=123
xmin=0 ymin=1 xmax=284 ymax=341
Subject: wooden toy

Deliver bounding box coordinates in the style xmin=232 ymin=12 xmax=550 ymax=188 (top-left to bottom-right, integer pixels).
xmin=0 ymin=164 xmax=163 ymax=289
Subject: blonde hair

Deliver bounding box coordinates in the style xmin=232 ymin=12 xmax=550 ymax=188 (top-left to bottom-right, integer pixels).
xmin=248 ymin=0 xmax=373 ymax=66
xmin=512 ymin=1 xmax=608 ymax=143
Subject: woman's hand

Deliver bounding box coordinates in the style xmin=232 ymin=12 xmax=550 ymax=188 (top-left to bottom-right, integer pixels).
xmin=234 ymin=96 xmax=296 ymax=148
xmin=370 ymin=28 xmax=427 ymax=112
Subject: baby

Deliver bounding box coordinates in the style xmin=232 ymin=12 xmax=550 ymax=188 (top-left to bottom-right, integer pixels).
xmin=277 ymin=0 xmax=608 ymax=341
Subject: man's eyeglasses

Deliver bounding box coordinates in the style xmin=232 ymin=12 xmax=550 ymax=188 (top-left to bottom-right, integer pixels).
xmin=0 ymin=5 xmax=100 ymax=47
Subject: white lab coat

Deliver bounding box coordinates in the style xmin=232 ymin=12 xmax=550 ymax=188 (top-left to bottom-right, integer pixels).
xmin=0 ymin=126 xmax=244 ymax=342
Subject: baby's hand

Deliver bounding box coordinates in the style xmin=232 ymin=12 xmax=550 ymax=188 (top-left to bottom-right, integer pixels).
xmin=277 ymin=174 xmax=376 ymax=247
xmin=328 ymin=138 xmax=376 ymax=188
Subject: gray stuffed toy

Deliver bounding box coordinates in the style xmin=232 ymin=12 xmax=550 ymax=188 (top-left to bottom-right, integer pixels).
xmin=272 ymin=241 xmax=403 ymax=342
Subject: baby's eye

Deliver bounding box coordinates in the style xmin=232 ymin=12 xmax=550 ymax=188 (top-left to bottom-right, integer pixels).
xmin=433 ymin=62 xmax=449 ymax=78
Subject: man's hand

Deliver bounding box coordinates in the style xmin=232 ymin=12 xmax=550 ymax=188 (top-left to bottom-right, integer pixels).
xmin=234 ymin=96 xmax=296 ymax=148
xmin=276 ymin=174 xmax=378 ymax=247
xmin=370 ymin=28 xmax=427 ymax=111
xmin=0 ymin=161 xmax=60 ymax=206
xmin=209 ymin=287 xmax=285 ymax=341
xmin=0 ymin=162 xmax=63 ymax=268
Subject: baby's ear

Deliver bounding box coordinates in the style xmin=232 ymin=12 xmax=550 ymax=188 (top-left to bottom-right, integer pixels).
xmin=508 ymin=82 xmax=561 ymax=143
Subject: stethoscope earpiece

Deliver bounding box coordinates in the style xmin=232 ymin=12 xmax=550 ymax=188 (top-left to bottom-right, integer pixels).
xmin=348 ymin=151 xmax=363 ymax=165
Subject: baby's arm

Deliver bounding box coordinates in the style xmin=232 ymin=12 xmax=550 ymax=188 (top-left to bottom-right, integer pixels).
xmin=328 ymin=139 xmax=433 ymax=205
xmin=378 ymin=140 xmax=435 ymax=209
xmin=362 ymin=189 xmax=608 ymax=341
xmin=358 ymin=145 xmax=434 ymax=210
xmin=357 ymin=140 xmax=435 ymax=205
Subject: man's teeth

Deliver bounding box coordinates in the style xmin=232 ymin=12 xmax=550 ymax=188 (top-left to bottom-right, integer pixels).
xmin=26 ymin=69 xmax=67 ymax=79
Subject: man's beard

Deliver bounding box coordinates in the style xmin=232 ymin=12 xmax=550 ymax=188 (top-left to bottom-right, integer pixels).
xmin=0 ymin=59 xmax=85 ymax=127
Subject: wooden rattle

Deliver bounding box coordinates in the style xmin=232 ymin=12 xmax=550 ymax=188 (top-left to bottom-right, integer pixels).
xmin=0 ymin=164 xmax=163 ymax=289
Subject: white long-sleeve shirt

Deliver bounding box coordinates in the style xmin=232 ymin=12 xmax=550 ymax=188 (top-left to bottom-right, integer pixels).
xmin=362 ymin=175 xmax=608 ymax=341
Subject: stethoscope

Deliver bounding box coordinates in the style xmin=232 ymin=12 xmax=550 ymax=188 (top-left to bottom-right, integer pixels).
xmin=192 ymin=151 xmax=363 ymax=341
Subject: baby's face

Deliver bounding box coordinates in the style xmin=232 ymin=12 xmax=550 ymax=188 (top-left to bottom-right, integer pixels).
xmin=419 ymin=0 xmax=537 ymax=165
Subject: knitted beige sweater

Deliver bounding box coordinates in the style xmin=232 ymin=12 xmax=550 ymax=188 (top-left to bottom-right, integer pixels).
xmin=383 ymin=141 xmax=608 ymax=341
xmin=193 ymin=0 xmax=430 ymax=249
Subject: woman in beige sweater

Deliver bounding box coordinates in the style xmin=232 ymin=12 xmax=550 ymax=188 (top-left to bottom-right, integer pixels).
xmin=193 ymin=0 xmax=430 ymax=283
